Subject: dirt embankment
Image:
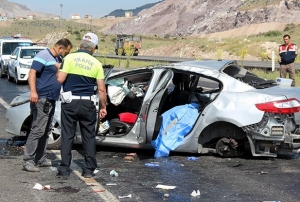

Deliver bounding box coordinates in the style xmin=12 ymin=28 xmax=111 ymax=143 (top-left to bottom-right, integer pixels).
xmin=0 ymin=19 xmax=289 ymax=61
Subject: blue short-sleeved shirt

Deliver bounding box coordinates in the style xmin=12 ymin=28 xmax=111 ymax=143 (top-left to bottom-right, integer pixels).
xmin=31 ymin=49 xmax=61 ymax=101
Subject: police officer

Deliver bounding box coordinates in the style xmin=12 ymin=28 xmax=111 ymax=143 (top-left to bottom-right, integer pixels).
xmin=56 ymin=33 xmax=107 ymax=179
xmin=279 ymin=34 xmax=298 ymax=86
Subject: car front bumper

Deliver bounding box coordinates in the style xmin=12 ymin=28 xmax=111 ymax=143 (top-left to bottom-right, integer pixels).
xmin=5 ymin=102 xmax=30 ymax=136
xmin=18 ymin=68 xmax=30 ymax=81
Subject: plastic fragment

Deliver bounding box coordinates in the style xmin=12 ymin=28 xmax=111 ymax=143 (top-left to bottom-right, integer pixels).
xmin=33 ymin=183 xmax=50 ymax=190
xmin=191 ymin=190 xmax=201 ymax=196
xmin=187 ymin=156 xmax=199 ymax=161
xmin=156 ymin=184 xmax=176 ymax=189
xmin=119 ymin=194 xmax=132 ymax=199
xmin=106 ymin=183 xmax=117 ymax=186
xmin=93 ymin=190 xmax=105 ymax=193
xmin=110 ymin=170 xmax=118 ymax=177
xmin=164 ymin=194 xmax=169 ymax=198
xmin=145 ymin=163 xmax=160 ymax=167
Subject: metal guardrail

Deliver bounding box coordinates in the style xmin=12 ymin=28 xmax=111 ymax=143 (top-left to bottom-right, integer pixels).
xmin=94 ymin=53 xmax=300 ymax=70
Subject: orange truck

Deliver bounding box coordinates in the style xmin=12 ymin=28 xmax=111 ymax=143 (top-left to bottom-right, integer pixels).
xmin=114 ymin=34 xmax=142 ymax=56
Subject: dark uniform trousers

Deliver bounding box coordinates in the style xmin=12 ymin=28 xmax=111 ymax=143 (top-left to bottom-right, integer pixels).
xmin=58 ymin=99 xmax=97 ymax=175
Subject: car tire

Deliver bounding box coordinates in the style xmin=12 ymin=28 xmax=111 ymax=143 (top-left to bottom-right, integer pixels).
xmin=15 ymin=69 xmax=19 ymax=85
xmin=47 ymin=122 xmax=61 ymax=150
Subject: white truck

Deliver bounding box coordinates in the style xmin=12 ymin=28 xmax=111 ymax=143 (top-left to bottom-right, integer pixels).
xmin=0 ymin=35 xmax=33 ymax=77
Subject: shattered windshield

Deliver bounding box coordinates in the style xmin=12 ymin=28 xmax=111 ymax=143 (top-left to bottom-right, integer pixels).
xmin=223 ymin=64 xmax=277 ymax=89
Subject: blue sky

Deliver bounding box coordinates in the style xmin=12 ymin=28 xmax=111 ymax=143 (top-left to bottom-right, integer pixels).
xmin=9 ymin=0 xmax=160 ymax=18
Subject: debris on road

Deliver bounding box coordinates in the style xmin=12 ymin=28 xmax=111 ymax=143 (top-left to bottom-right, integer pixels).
xmin=145 ymin=162 xmax=160 ymax=167
xmin=259 ymin=171 xmax=269 ymax=175
xmin=119 ymin=194 xmax=132 ymax=199
xmin=92 ymin=190 xmax=105 ymax=193
xmin=156 ymin=184 xmax=176 ymax=190
xmin=187 ymin=156 xmax=199 ymax=161
xmin=106 ymin=183 xmax=117 ymax=186
xmin=33 ymin=183 xmax=50 ymax=190
xmin=124 ymin=156 xmax=134 ymax=161
xmin=164 ymin=194 xmax=169 ymax=198
xmin=233 ymin=163 xmax=243 ymax=167
xmin=191 ymin=190 xmax=201 ymax=197
xmin=126 ymin=153 xmax=136 ymax=156
xmin=110 ymin=170 xmax=118 ymax=177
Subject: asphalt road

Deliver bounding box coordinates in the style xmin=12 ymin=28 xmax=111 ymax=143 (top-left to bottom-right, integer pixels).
xmin=0 ymin=78 xmax=300 ymax=202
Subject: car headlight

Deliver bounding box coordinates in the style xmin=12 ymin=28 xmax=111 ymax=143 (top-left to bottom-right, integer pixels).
xmin=10 ymin=92 xmax=30 ymax=107
xmin=19 ymin=63 xmax=31 ymax=69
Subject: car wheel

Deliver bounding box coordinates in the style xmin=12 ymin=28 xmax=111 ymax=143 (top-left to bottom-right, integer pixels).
xmin=47 ymin=122 xmax=61 ymax=150
xmin=7 ymin=70 xmax=13 ymax=81
xmin=215 ymin=137 xmax=240 ymax=157
xmin=15 ymin=69 xmax=19 ymax=85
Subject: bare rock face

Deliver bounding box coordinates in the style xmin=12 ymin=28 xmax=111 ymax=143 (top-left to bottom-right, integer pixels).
xmin=0 ymin=0 xmax=54 ymax=18
xmin=104 ymin=0 xmax=300 ymax=36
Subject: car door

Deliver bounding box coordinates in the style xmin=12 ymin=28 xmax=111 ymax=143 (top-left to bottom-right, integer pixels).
xmin=95 ymin=65 xmax=114 ymax=133
xmin=139 ymin=69 xmax=174 ymax=144
xmin=9 ymin=48 xmax=19 ymax=75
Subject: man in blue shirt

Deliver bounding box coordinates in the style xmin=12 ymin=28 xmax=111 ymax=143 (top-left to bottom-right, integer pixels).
xmin=22 ymin=38 xmax=72 ymax=172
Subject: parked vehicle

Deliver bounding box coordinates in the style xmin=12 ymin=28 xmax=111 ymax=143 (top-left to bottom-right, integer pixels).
xmin=114 ymin=34 xmax=142 ymax=56
xmin=5 ymin=60 xmax=300 ymax=158
xmin=7 ymin=46 xmax=47 ymax=84
xmin=0 ymin=34 xmax=33 ymax=77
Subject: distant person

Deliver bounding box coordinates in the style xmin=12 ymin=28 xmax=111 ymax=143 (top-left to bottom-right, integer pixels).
xmin=22 ymin=38 xmax=72 ymax=172
xmin=56 ymin=33 xmax=107 ymax=180
xmin=279 ymin=34 xmax=298 ymax=86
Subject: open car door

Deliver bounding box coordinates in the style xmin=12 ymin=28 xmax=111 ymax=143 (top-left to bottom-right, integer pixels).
xmin=139 ymin=69 xmax=174 ymax=144
xmin=95 ymin=65 xmax=114 ymax=133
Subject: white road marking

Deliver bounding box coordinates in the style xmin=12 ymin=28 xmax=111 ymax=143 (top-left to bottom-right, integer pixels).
xmin=0 ymin=97 xmax=118 ymax=201
xmin=52 ymin=150 xmax=120 ymax=202
xmin=0 ymin=98 xmax=10 ymax=109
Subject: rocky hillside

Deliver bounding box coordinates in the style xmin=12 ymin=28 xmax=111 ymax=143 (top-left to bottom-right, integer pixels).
xmin=0 ymin=0 xmax=53 ymax=18
xmin=104 ymin=0 xmax=300 ymax=36
xmin=104 ymin=1 xmax=162 ymax=17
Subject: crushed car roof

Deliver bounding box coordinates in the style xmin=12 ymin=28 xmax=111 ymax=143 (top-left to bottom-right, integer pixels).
xmin=173 ymin=60 xmax=235 ymax=71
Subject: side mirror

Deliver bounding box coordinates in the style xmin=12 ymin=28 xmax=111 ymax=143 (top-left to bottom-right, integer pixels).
xmin=10 ymin=55 xmax=17 ymax=59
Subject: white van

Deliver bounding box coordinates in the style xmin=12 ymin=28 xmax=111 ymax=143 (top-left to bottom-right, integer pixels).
xmin=0 ymin=35 xmax=33 ymax=77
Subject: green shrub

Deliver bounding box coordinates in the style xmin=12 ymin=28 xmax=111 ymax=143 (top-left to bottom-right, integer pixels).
xmin=264 ymin=30 xmax=281 ymax=37
xmin=73 ymin=30 xmax=80 ymax=35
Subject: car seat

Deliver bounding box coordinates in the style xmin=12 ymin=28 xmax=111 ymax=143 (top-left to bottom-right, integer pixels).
xmin=108 ymin=115 xmax=135 ymax=136
xmin=168 ymin=73 xmax=191 ymax=109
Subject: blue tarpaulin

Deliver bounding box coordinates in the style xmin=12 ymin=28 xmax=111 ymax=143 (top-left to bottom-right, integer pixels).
xmin=151 ymin=103 xmax=199 ymax=157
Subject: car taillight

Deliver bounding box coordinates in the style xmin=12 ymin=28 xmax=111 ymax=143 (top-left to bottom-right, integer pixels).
xmin=255 ymin=98 xmax=300 ymax=114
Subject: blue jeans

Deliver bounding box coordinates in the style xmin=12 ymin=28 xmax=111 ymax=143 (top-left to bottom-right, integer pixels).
xmin=23 ymin=98 xmax=55 ymax=164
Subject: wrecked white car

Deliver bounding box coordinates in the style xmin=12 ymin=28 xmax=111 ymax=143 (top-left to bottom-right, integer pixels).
xmin=5 ymin=60 xmax=300 ymax=157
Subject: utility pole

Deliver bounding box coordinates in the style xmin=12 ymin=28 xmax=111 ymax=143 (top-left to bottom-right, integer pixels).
xmin=60 ymin=4 xmax=63 ymax=29
xmin=90 ymin=15 xmax=92 ymax=31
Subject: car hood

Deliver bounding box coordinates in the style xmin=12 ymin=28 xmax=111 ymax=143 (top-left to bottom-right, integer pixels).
xmin=10 ymin=92 xmax=30 ymax=107
xmin=18 ymin=58 xmax=33 ymax=65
